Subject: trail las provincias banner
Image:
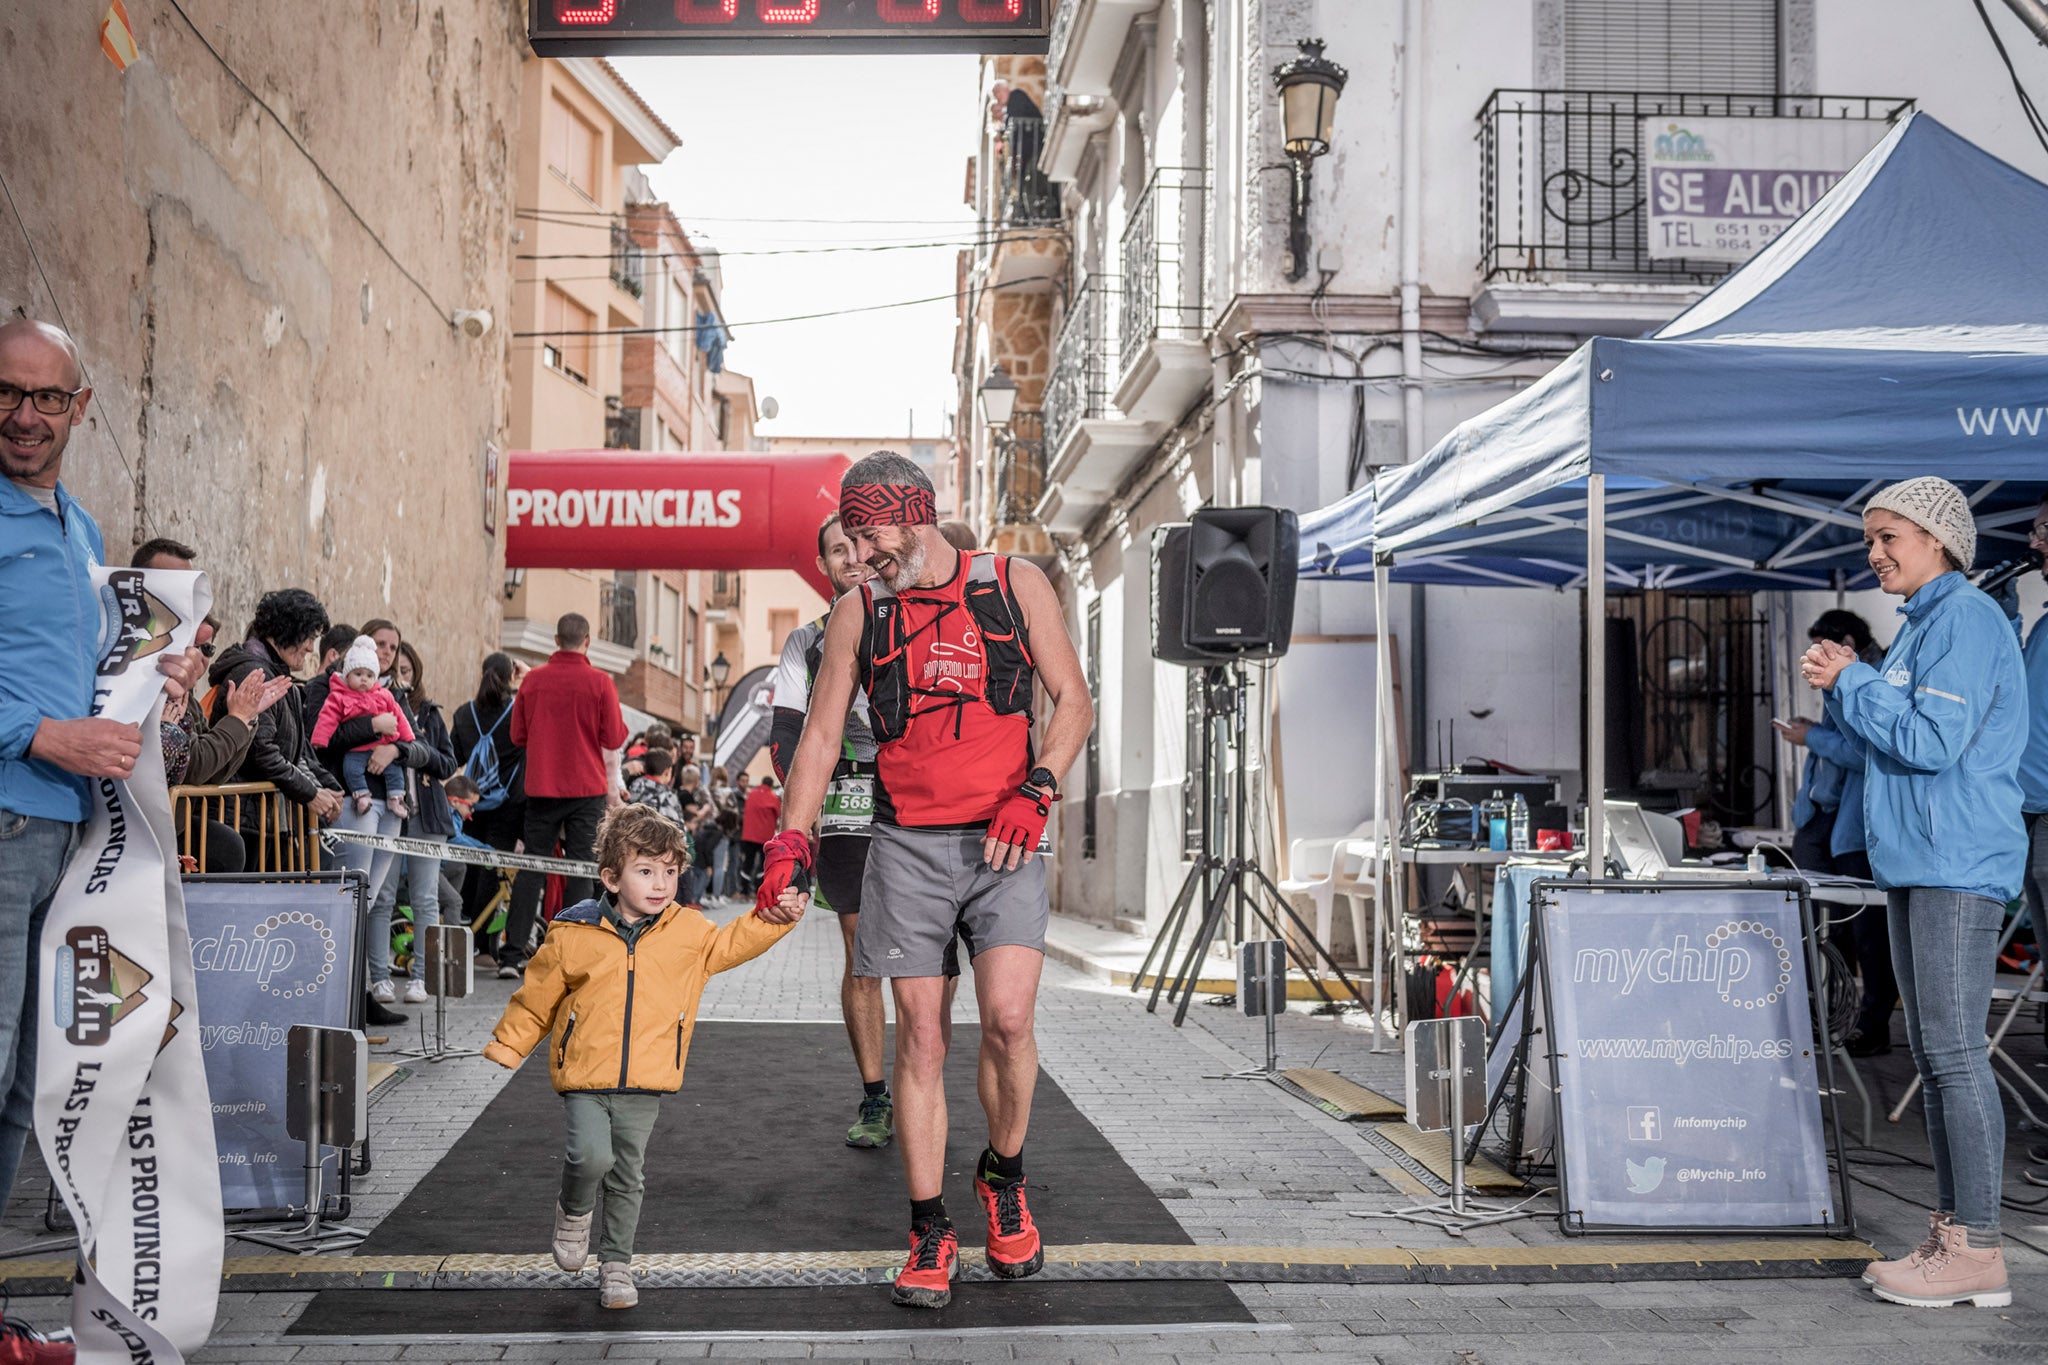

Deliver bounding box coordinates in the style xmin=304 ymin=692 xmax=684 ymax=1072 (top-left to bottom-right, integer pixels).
xmin=36 ymin=567 xmax=222 ymax=1362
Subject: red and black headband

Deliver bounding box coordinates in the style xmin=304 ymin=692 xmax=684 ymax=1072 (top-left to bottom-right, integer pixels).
xmin=839 ymin=483 xmax=937 ymax=529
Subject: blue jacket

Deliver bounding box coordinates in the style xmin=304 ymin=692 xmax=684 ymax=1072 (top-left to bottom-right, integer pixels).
xmin=1826 ymin=572 xmax=2028 ymax=901
xmin=0 ymin=478 xmax=105 ymax=823
xmin=2022 ymin=611 xmax=2048 ymax=815
xmin=1794 ymin=719 xmax=1868 ymax=856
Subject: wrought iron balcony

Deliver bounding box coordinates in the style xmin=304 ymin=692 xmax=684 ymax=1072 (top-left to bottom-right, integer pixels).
xmin=997 ymin=115 xmax=1062 ymax=227
xmin=599 ymin=575 xmax=638 ymax=650
xmin=1477 ymin=90 xmax=1912 ymax=284
xmin=610 ymin=220 xmax=646 ymax=298
xmin=1043 ymin=277 xmax=1119 ymax=460
xmin=1118 ymin=167 xmax=1208 ymax=380
xmin=994 ymin=410 xmax=1046 ymax=527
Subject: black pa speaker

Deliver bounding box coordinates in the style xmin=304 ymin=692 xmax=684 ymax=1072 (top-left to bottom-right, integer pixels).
xmin=1184 ymin=507 xmax=1298 ymax=659
xmin=1151 ymin=524 xmax=1233 ymax=665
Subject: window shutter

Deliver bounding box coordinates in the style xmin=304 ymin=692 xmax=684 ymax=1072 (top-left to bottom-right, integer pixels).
xmin=1563 ymin=0 xmax=1780 ymax=93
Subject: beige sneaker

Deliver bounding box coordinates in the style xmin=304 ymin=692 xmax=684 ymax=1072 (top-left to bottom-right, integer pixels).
xmin=1863 ymin=1210 xmax=1950 ymax=1285
xmin=551 ymin=1202 xmax=592 ymax=1272
xmin=1867 ymin=1219 xmax=2010 ymax=1307
xmin=600 ymin=1260 xmax=638 ymax=1309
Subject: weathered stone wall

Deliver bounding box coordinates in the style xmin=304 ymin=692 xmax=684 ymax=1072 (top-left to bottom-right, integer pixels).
xmin=0 ymin=0 xmax=522 ymax=685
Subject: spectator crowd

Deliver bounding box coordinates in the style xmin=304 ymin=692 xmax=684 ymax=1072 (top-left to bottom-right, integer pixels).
xmin=0 ymin=316 xmax=781 ymax=1301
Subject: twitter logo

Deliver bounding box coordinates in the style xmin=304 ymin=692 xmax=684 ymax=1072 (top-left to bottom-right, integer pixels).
xmin=1625 ymin=1156 xmax=1667 ymax=1194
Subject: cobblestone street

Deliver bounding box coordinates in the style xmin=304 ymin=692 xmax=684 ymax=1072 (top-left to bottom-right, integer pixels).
xmin=6 ymin=902 xmax=2048 ymax=1363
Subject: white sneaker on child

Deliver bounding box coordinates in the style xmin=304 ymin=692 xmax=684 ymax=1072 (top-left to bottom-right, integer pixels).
xmin=552 ymin=1203 xmax=592 ymax=1272
xmin=600 ymin=1261 xmax=637 ymax=1308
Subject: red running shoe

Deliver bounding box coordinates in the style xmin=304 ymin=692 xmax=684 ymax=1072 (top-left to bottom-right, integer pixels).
xmin=976 ymin=1175 xmax=1044 ymax=1279
xmin=891 ymin=1220 xmax=959 ymax=1308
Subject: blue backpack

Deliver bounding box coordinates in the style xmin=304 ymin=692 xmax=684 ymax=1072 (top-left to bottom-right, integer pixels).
xmin=463 ymin=702 xmax=520 ymax=812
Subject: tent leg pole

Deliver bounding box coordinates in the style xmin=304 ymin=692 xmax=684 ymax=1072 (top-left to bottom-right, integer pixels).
xmin=1586 ymin=474 xmax=1607 ymax=870
xmin=1372 ymin=559 xmax=1395 ymax=1052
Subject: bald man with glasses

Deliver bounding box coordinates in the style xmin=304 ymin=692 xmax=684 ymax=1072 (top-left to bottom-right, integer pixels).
xmin=0 ymin=319 xmax=205 ymax=1212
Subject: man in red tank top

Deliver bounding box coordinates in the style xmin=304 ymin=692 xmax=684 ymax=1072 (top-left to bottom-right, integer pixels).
xmin=769 ymin=453 xmax=1094 ymax=1310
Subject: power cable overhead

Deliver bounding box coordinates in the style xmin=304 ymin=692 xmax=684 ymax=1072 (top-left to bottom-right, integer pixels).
xmin=164 ymin=0 xmax=455 ymax=325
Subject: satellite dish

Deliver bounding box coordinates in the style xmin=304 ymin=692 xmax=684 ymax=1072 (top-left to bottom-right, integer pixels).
xmin=760 ymin=396 xmax=780 ymax=421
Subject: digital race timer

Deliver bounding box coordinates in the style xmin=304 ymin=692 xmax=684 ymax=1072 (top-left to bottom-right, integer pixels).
xmin=528 ymin=0 xmax=1050 ymax=55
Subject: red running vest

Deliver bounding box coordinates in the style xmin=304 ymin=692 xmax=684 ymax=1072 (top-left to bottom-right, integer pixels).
xmin=856 ymin=551 xmax=1036 ymax=828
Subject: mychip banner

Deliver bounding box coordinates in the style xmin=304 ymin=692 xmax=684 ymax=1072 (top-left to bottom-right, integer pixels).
xmin=1537 ymin=882 xmax=1844 ymax=1232
xmin=1642 ymin=116 xmax=1889 ymax=262
xmin=35 ymin=568 xmax=222 ymax=1363
xmin=185 ymin=876 xmax=365 ymax=1210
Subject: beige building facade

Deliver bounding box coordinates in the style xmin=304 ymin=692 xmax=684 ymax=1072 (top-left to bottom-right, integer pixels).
xmin=1 ymin=2 xmax=523 ymax=674
xmin=501 ymin=56 xmax=769 ymax=741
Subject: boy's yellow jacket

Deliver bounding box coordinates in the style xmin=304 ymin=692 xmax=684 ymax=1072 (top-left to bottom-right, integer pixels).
xmin=483 ymin=897 xmax=795 ymax=1092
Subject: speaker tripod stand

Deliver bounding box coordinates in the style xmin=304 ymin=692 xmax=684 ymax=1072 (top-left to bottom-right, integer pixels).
xmin=1133 ymin=663 xmax=1369 ymax=1026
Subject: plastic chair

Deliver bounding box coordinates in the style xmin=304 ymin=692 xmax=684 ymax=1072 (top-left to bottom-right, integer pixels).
xmin=1279 ymin=829 xmax=1376 ymax=970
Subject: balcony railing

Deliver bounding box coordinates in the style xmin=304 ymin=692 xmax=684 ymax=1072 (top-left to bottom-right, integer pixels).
xmin=610 ymin=220 xmax=646 ymax=298
xmin=1044 ymin=277 xmax=1119 ymax=458
xmin=997 ymin=115 xmax=1062 ymax=227
xmin=1477 ymin=90 xmax=1912 ymax=284
xmin=1118 ymin=167 xmax=1208 ymax=378
xmin=600 ymin=575 xmax=638 ymax=650
xmin=994 ymin=410 xmax=1045 ymax=526
xmin=708 ymin=571 xmax=741 ymax=612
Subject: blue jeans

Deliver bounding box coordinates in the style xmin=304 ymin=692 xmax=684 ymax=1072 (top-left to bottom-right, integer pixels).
xmin=712 ymin=839 xmax=735 ymax=897
xmin=342 ymin=748 xmax=405 ymax=802
xmin=332 ymin=802 xmax=403 ymax=964
xmin=369 ymin=833 xmax=446 ymax=984
xmin=0 ymin=810 xmax=76 ymax=1208
xmin=1888 ymin=887 xmax=2007 ymax=1236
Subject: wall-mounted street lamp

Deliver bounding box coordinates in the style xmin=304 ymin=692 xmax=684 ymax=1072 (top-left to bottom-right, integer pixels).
xmin=705 ymin=650 xmax=733 ymax=753
xmin=1273 ymin=39 xmax=1348 ymax=283
xmin=502 ymin=566 xmax=526 ymax=600
xmin=978 ymin=364 xmax=1019 ymax=429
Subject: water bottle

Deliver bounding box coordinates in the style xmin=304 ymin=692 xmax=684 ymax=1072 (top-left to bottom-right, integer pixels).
xmin=1510 ymin=793 xmax=1531 ymax=852
xmin=1487 ymin=790 xmax=1509 ymax=851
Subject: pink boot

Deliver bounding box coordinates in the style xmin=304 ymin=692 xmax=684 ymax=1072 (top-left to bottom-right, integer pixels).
xmin=1867 ymin=1219 xmax=2010 ymax=1308
xmin=1862 ymin=1210 xmax=1950 ymax=1286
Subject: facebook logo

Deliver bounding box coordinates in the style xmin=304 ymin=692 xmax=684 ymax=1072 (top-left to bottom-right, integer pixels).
xmin=1627 ymin=1106 xmax=1662 ymax=1142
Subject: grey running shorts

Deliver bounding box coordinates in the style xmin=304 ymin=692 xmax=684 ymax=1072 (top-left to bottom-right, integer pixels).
xmin=853 ymin=823 xmax=1048 ymax=978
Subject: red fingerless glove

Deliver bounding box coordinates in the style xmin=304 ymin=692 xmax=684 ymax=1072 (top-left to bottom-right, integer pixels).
xmin=754 ymin=829 xmax=815 ymax=913
xmin=987 ymin=780 xmax=1058 ymax=854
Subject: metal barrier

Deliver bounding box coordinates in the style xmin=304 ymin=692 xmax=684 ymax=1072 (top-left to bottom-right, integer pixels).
xmin=169 ymin=782 xmax=320 ymax=873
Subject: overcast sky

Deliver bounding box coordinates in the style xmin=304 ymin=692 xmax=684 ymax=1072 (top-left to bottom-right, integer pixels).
xmin=610 ymin=54 xmax=982 ymax=440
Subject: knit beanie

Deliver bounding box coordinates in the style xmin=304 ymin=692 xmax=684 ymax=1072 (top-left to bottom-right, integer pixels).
xmin=1864 ymin=477 xmax=1975 ymax=571
xmin=343 ymin=635 xmax=380 ymax=677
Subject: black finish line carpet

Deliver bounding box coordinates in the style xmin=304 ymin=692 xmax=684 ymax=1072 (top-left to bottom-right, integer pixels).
xmin=291 ymin=1022 xmax=1253 ymax=1335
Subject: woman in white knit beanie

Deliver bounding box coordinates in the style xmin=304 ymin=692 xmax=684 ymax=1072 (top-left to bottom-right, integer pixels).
xmin=1801 ymin=476 xmax=2029 ymax=1308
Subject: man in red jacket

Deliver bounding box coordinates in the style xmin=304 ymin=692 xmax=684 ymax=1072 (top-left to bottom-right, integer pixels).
xmin=740 ymin=776 xmax=781 ymax=892
xmin=502 ymin=613 xmax=627 ymax=977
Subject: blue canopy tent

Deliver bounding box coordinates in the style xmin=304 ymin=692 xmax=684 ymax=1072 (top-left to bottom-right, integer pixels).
xmin=1295 ymin=113 xmax=2048 ymax=1031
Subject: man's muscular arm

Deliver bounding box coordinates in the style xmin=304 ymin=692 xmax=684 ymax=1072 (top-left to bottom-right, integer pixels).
xmin=1013 ymin=559 xmax=1092 ymax=785
xmin=779 ymin=594 xmax=863 ymax=836
xmin=983 ymin=559 xmax=1094 ymax=870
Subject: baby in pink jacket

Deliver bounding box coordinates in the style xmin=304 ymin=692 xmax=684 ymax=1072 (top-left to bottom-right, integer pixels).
xmin=312 ymin=636 xmax=416 ymax=815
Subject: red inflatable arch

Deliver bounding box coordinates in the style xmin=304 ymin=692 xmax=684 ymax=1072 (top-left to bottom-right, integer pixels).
xmin=503 ymin=450 xmax=851 ymax=600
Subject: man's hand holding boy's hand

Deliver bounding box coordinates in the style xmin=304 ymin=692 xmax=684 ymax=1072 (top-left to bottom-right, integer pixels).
xmin=755 ymin=887 xmax=809 ymax=925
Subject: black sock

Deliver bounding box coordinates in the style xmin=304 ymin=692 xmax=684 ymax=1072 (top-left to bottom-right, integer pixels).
xmin=980 ymin=1145 xmax=1024 ymax=1185
xmin=863 ymin=1078 xmax=889 ymax=1099
xmin=909 ymin=1196 xmax=948 ymax=1228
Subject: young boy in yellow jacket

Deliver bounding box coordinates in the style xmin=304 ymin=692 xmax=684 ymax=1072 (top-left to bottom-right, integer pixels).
xmin=484 ymin=802 xmax=806 ymax=1308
